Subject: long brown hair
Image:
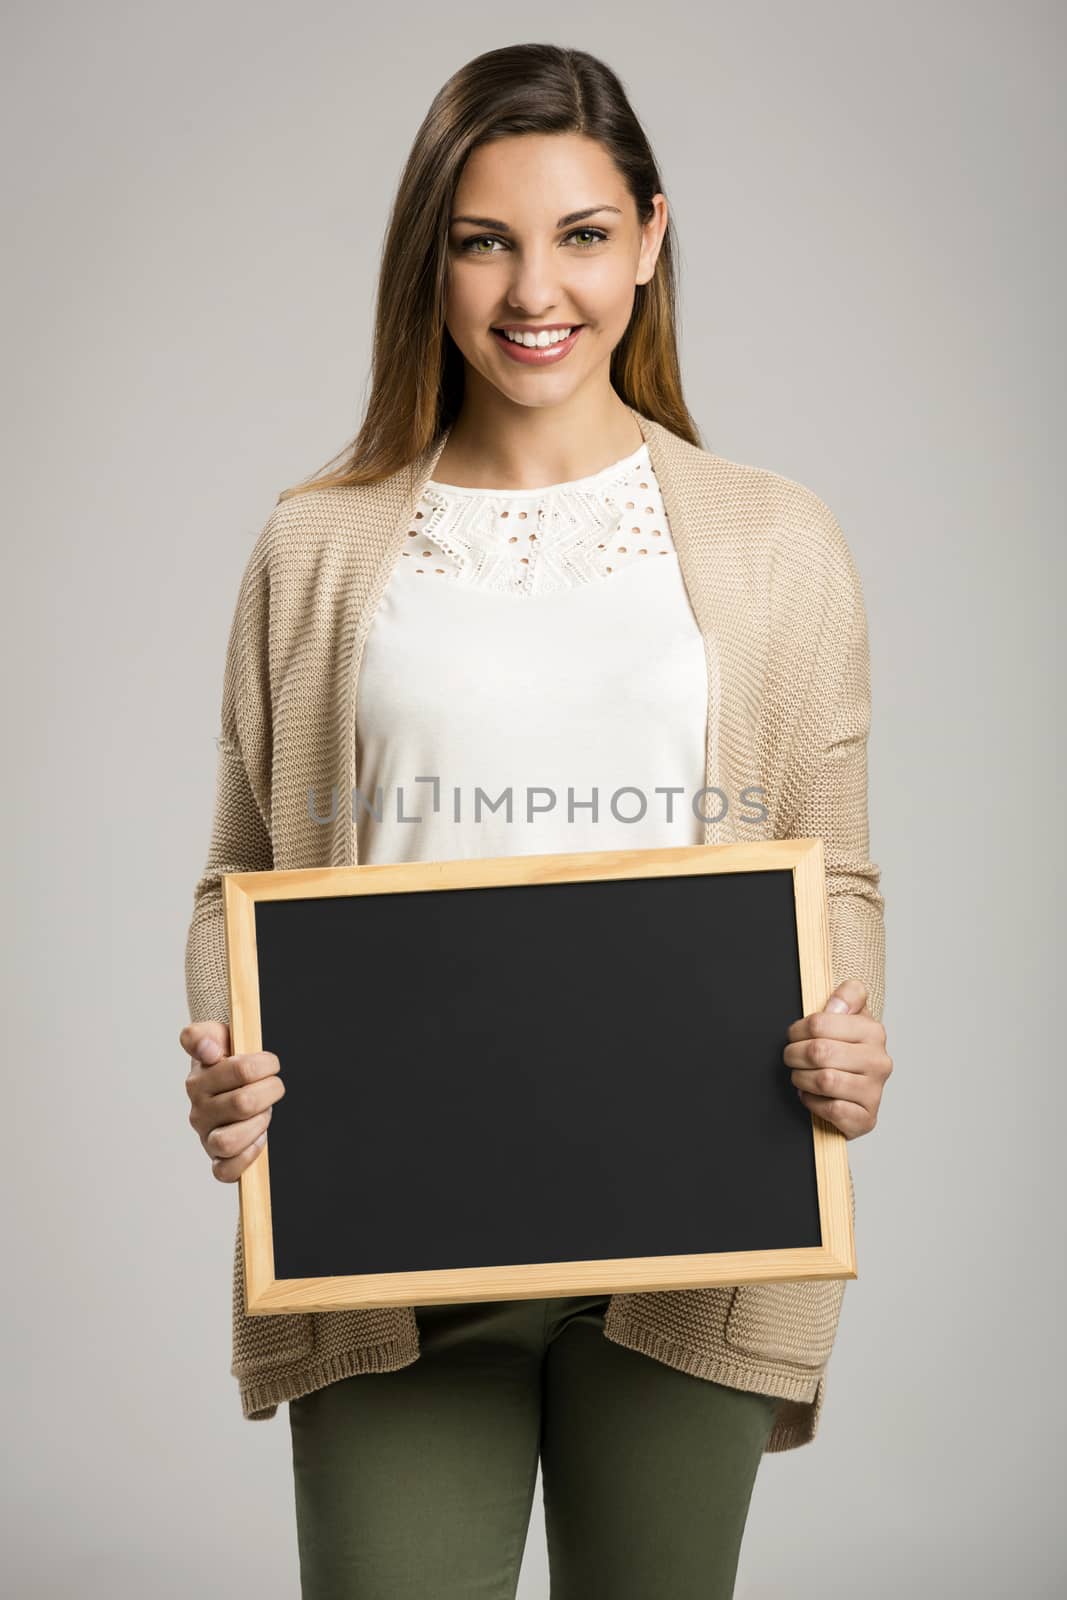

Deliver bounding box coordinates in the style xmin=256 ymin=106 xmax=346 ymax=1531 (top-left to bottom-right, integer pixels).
xmin=279 ymin=42 xmax=702 ymax=501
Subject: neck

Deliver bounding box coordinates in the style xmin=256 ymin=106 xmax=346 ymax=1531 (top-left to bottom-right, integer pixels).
xmin=433 ymin=386 xmax=642 ymax=491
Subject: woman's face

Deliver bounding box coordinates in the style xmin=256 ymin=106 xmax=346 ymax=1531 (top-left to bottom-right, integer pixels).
xmin=444 ymin=133 xmax=666 ymax=410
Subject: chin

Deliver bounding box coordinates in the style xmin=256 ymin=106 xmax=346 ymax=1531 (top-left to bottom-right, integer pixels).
xmin=497 ymin=378 xmax=582 ymax=408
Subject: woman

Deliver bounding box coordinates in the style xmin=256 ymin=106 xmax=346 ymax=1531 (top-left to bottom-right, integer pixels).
xmin=180 ymin=42 xmax=892 ymax=1600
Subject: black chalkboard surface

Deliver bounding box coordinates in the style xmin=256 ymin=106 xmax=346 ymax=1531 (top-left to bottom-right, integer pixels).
xmin=223 ymin=842 xmax=856 ymax=1315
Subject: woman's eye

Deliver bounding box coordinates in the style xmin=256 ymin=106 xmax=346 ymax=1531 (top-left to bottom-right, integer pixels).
xmin=458 ymin=228 xmax=608 ymax=254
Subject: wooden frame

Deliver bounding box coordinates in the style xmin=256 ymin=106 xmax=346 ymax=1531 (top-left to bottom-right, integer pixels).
xmin=224 ymin=839 xmax=855 ymax=1316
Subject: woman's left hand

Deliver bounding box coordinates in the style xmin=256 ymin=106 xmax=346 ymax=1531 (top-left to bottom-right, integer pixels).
xmin=783 ymin=978 xmax=893 ymax=1139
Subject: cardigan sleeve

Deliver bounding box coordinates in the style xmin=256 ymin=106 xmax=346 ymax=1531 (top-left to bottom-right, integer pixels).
xmin=787 ymin=560 xmax=886 ymax=1023
xmin=184 ymin=530 xmax=275 ymax=1028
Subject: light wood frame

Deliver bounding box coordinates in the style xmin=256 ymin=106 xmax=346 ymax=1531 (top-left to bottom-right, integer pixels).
xmin=224 ymin=838 xmax=856 ymax=1315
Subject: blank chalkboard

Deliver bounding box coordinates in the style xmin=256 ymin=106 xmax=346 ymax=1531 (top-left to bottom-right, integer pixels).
xmin=223 ymin=841 xmax=856 ymax=1315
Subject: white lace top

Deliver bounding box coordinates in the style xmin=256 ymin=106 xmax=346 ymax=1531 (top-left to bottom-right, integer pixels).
xmin=355 ymin=440 xmax=708 ymax=864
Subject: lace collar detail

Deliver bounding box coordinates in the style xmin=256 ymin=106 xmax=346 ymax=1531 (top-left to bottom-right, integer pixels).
xmin=397 ymin=443 xmax=675 ymax=597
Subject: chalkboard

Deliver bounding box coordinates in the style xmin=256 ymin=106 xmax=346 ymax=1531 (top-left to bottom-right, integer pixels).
xmin=223 ymin=841 xmax=856 ymax=1316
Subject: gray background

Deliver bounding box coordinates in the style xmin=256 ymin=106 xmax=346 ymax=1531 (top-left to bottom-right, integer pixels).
xmin=5 ymin=2 xmax=1063 ymax=1595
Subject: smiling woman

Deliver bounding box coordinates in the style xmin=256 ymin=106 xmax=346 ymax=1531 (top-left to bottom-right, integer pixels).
xmin=266 ymin=46 xmax=696 ymax=496
xmin=183 ymin=36 xmax=889 ymax=1600
xmin=451 ymin=198 xmax=624 ymax=368
xmin=431 ymin=131 xmax=669 ymax=478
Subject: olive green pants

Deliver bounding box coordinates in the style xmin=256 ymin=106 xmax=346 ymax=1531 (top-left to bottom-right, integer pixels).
xmin=288 ymin=1293 xmax=779 ymax=1599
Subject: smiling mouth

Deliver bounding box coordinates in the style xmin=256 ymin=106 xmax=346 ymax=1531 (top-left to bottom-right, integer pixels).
xmin=493 ymin=324 xmax=583 ymax=343
xmin=490 ymin=325 xmax=585 ymax=364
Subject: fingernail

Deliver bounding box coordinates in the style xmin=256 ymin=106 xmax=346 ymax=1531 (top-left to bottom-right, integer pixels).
xmin=825 ymin=997 xmax=848 ymax=1013
xmin=197 ymin=1038 xmax=221 ymax=1063
xmin=253 ymin=1131 xmax=267 ymax=1148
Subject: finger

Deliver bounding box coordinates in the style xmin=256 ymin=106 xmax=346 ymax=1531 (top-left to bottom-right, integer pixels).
xmin=790 ymin=1062 xmax=877 ymax=1103
xmin=202 ymin=1105 xmax=273 ymax=1163
xmin=202 ymin=1068 xmax=286 ymax=1131
xmin=786 ymin=1012 xmax=871 ymax=1044
xmin=782 ymin=1037 xmax=871 ymax=1075
xmin=210 ymin=1129 xmax=269 ymax=1184
xmin=187 ymin=1057 xmax=284 ymax=1140
xmin=791 ymin=1053 xmax=880 ymax=1115
xmin=188 ymin=1047 xmax=281 ymax=1104
xmin=180 ymin=1020 xmax=231 ymax=1063
xmin=822 ymin=979 xmax=868 ymax=1015
xmin=796 ymin=1090 xmax=876 ymax=1138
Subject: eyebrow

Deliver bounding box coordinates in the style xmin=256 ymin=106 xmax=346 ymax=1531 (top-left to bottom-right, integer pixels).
xmin=448 ymin=205 xmax=623 ymax=231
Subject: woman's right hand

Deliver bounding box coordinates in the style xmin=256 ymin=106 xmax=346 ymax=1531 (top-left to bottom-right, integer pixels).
xmin=180 ymin=1020 xmax=287 ymax=1183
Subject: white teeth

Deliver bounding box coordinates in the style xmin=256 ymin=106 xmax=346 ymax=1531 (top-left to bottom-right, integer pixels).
xmin=500 ymin=326 xmax=573 ymax=347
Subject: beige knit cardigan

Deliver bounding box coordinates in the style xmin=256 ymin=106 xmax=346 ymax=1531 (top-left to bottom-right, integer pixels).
xmin=184 ymin=405 xmax=885 ymax=1454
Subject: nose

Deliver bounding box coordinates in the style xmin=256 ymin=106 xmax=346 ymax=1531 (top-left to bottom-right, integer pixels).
xmin=502 ymin=241 xmax=565 ymax=320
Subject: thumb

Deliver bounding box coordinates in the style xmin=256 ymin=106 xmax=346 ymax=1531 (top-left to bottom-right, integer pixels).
xmin=823 ymin=978 xmax=867 ymax=1015
xmin=181 ymin=1019 xmax=231 ymax=1065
